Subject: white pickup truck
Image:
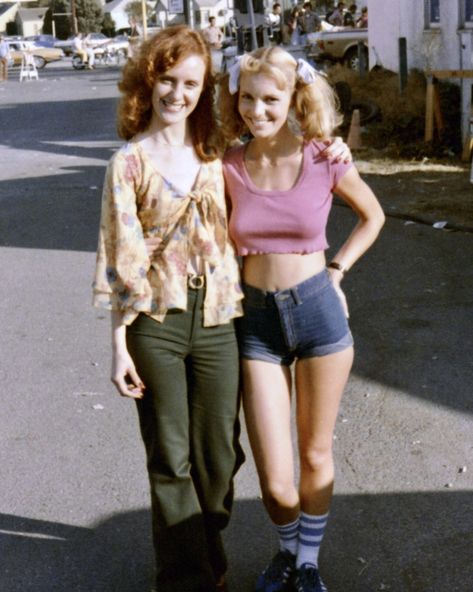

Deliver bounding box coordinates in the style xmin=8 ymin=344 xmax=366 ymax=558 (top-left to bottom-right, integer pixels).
xmin=307 ymin=26 xmax=369 ymax=70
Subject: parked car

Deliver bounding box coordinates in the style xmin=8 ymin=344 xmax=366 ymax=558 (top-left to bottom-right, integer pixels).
xmin=103 ymin=34 xmax=129 ymax=58
xmin=85 ymin=32 xmax=110 ymax=47
xmin=54 ymin=36 xmax=75 ymax=56
xmin=307 ymin=24 xmax=369 ymax=70
xmin=24 ymin=34 xmax=59 ymax=48
xmin=6 ymin=40 xmax=64 ymax=69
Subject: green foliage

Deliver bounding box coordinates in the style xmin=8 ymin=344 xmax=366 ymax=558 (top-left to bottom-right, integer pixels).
xmin=43 ymin=0 xmax=71 ymax=38
xmin=125 ymin=1 xmax=144 ymax=21
xmin=76 ymin=0 xmax=104 ymax=33
xmin=102 ymin=13 xmax=116 ymax=37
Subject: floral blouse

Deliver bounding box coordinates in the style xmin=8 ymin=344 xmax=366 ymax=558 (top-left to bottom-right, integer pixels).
xmin=92 ymin=142 xmax=243 ymax=327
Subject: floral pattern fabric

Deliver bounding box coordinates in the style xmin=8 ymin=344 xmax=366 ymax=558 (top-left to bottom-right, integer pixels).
xmin=93 ymin=142 xmax=243 ymax=327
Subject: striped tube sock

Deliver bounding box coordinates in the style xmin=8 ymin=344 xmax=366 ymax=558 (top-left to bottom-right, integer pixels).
xmin=276 ymin=517 xmax=300 ymax=556
xmin=296 ymin=511 xmax=329 ymax=568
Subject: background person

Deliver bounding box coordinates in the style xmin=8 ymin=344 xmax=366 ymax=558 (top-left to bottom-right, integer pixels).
xmin=298 ymin=2 xmax=321 ymax=43
xmin=84 ymin=34 xmax=96 ymax=69
xmin=202 ymin=15 xmax=224 ymax=49
xmin=202 ymin=15 xmax=224 ymax=71
xmin=288 ymin=6 xmax=303 ymax=45
xmin=219 ymin=46 xmax=385 ymax=592
xmin=0 ymin=34 xmax=10 ymax=81
xmin=93 ymin=25 xmax=244 ymax=592
xmin=328 ymin=2 xmax=346 ymax=26
xmin=265 ymin=2 xmax=283 ymax=45
xmin=72 ymin=32 xmax=88 ymax=66
xmin=356 ymin=6 xmax=368 ymax=28
xmin=343 ymin=3 xmax=357 ymax=27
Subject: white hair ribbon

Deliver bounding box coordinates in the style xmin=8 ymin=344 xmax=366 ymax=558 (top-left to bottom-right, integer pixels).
xmin=228 ymin=55 xmax=243 ymax=95
xmin=296 ymin=59 xmax=325 ymax=84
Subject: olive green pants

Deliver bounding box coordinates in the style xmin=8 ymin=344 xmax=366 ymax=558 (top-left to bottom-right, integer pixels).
xmin=127 ymin=287 xmax=243 ymax=592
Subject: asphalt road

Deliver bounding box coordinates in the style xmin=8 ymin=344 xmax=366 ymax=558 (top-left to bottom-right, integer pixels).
xmin=1 ymin=61 xmax=472 ymax=592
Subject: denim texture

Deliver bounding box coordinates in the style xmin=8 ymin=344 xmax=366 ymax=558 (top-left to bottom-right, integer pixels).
xmin=237 ymin=269 xmax=353 ymax=366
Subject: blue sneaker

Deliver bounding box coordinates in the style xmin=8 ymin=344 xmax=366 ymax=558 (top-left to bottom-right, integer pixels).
xmin=255 ymin=550 xmax=296 ymax=592
xmin=294 ymin=563 xmax=328 ymax=592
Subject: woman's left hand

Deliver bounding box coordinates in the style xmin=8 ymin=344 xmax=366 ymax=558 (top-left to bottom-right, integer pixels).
xmin=322 ymin=136 xmax=352 ymax=163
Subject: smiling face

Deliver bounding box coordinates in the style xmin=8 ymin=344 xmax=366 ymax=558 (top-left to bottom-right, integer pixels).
xmin=151 ymin=54 xmax=206 ymax=128
xmin=238 ymin=72 xmax=293 ymax=140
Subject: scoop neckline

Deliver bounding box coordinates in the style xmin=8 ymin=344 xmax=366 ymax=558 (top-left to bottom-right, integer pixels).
xmin=239 ymin=140 xmax=310 ymax=196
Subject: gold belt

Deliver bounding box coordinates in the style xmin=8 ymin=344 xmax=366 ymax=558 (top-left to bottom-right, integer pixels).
xmin=188 ymin=274 xmax=205 ymax=289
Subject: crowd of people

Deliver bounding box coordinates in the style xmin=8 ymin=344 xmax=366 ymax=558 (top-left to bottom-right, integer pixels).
xmin=93 ymin=15 xmax=383 ymax=592
xmin=326 ymin=2 xmax=368 ymax=28
xmin=206 ymin=2 xmax=368 ymax=49
xmin=284 ymin=2 xmax=369 ymax=45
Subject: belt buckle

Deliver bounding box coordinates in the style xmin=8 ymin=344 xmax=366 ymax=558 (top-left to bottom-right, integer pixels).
xmin=188 ymin=274 xmax=205 ymax=289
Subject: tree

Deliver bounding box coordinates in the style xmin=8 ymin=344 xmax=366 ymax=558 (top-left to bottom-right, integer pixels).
xmin=75 ymin=0 xmax=104 ymax=33
xmin=43 ymin=0 xmax=71 ymax=39
xmin=125 ymin=1 xmax=156 ymax=24
xmin=125 ymin=1 xmax=144 ymax=23
xmin=102 ymin=12 xmax=116 ymax=37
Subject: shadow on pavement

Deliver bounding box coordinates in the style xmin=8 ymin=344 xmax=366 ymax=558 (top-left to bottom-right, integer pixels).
xmin=1 ymin=491 xmax=472 ymax=591
xmin=327 ymin=213 xmax=473 ymax=415
xmin=0 ymin=167 xmax=105 ymax=252
xmin=0 ymin=98 xmax=119 ymax=160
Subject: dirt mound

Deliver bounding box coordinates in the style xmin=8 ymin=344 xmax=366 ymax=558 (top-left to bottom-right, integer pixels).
xmin=328 ymin=66 xmax=463 ymax=159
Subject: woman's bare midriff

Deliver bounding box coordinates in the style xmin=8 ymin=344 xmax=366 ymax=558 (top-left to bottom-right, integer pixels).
xmin=241 ymin=251 xmax=326 ymax=292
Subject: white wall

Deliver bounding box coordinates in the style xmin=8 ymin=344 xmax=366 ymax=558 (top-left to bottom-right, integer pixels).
xmin=368 ymin=0 xmax=471 ymax=73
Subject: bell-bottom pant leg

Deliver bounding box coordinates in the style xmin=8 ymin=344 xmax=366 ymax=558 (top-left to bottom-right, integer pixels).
xmin=126 ymin=289 xmax=242 ymax=592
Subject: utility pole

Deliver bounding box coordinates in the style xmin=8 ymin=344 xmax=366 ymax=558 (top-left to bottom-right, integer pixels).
xmin=141 ymin=0 xmax=148 ymax=40
xmin=184 ymin=0 xmax=194 ymax=29
xmin=246 ymin=0 xmax=257 ymax=50
xmin=71 ymin=0 xmax=78 ymax=34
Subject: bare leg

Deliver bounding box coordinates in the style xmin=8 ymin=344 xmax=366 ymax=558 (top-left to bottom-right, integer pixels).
xmin=295 ymin=347 xmax=354 ymax=514
xmin=242 ymin=359 xmax=300 ymax=524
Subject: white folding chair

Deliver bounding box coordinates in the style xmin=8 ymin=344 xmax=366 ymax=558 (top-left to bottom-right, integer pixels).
xmin=19 ymin=52 xmax=39 ymax=81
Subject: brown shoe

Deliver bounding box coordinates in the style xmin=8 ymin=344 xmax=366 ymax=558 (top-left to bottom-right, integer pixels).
xmin=216 ymin=575 xmax=228 ymax=592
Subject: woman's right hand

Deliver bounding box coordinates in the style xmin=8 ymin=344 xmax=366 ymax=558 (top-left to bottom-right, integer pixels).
xmin=111 ymin=348 xmax=145 ymax=399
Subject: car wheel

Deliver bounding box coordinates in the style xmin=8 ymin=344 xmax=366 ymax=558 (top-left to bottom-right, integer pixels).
xmin=33 ymin=55 xmax=46 ymax=69
xmin=344 ymin=47 xmax=368 ymax=71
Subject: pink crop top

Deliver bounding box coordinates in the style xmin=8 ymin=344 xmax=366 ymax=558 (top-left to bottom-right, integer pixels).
xmin=223 ymin=140 xmax=353 ymax=256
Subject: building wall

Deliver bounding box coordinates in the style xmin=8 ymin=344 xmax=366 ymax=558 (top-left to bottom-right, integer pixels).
xmin=368 ymin=0 xmax=472 ymax=73
xmin=16 ymin=17 xmax=44 ymax=37
xmin=0 ymin=4 xmax=19 ymax=34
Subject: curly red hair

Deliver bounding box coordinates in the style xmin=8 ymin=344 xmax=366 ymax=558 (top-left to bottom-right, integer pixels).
xmin=117 ymin=25 xmax=222 ymax=161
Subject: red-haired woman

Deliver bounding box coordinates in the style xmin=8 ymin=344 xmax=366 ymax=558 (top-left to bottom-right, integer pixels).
xmin=92 ymin=26 xmax=244 ymax=592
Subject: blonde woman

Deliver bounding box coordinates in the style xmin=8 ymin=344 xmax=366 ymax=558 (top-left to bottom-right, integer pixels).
xmin=219 ymin=47 xmax=385 ymax=592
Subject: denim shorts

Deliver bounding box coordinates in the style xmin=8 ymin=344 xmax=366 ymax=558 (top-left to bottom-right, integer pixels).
xmin=237 ymin=269 xmax=353 ymax=366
